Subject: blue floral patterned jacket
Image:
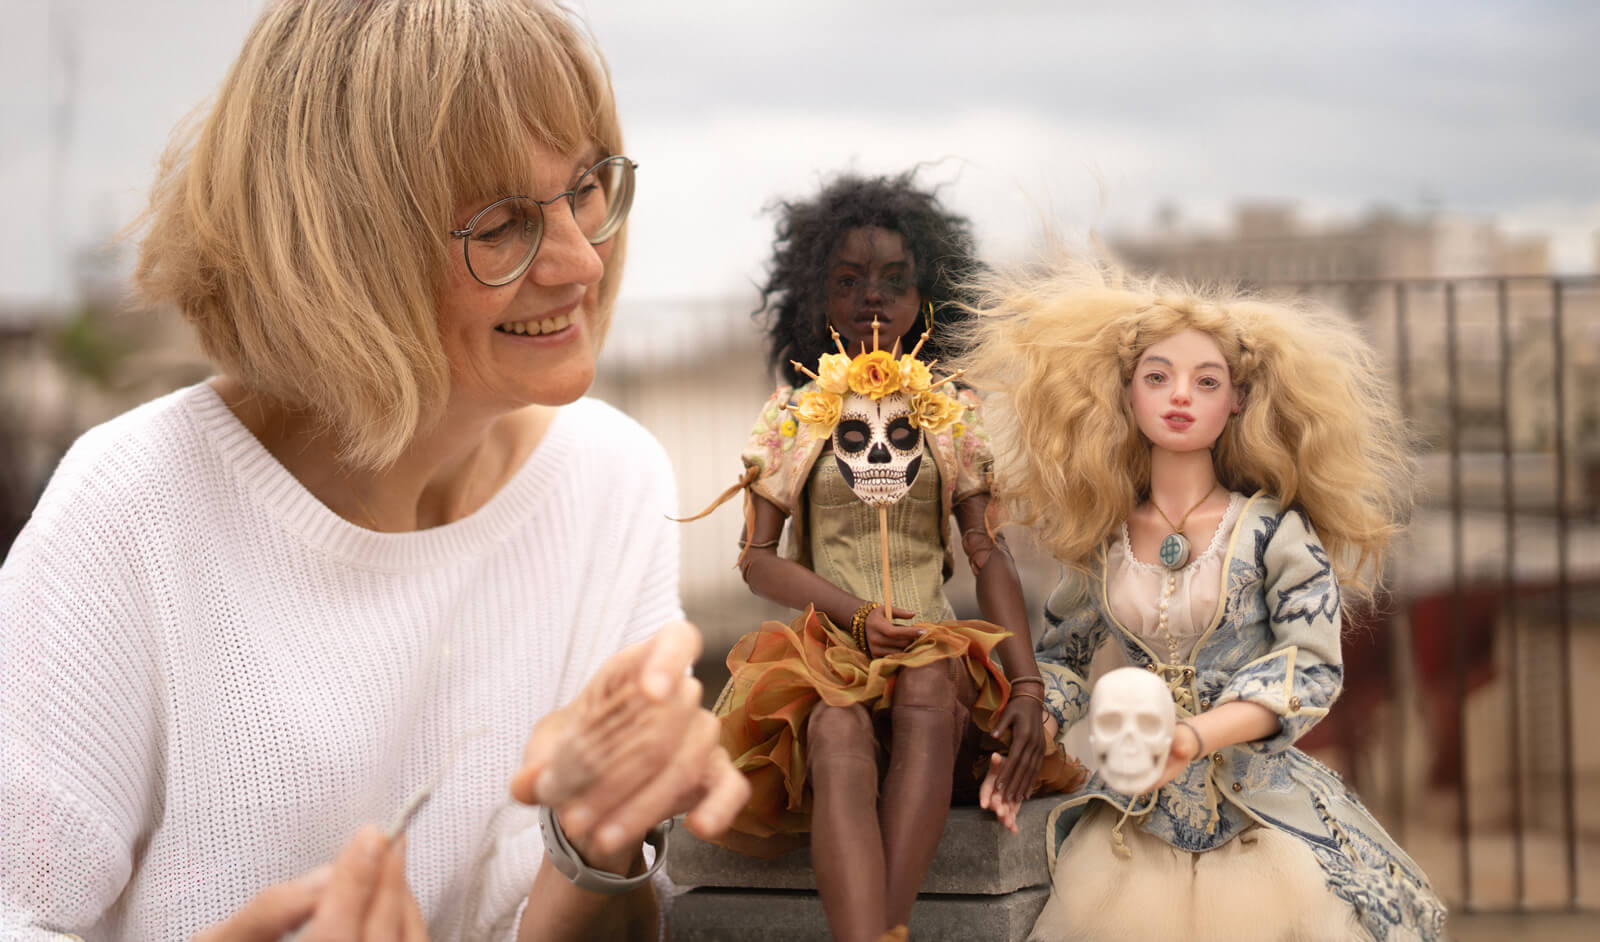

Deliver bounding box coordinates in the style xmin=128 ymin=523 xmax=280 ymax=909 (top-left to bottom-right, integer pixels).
xmin=1036 ymin=492 xmax=1445 ymax=941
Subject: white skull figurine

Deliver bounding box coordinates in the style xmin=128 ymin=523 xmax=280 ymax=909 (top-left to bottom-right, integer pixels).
xmin=832 ymin=391 xmax=923 ymax=506
xmin=1086 ymin=667 xmax=1176 ymax=795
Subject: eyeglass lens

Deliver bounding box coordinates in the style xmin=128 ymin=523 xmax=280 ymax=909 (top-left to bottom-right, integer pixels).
xmin=464 ymin=156 xmax=635 ymax=286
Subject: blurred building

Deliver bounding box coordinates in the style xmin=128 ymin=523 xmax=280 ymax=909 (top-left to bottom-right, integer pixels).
xmin=0 ymin=241 xmax=211 ymax=533
xmin=1114 ymin=201 xmax=1550 ymax=285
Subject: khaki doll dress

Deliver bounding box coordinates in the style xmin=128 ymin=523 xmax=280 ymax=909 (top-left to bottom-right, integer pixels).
xmin=711 ymin=383 xmax=1083 ymax=851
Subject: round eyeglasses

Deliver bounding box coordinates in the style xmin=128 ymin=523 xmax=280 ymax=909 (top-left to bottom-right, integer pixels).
xmin=450 ymin=156 xmax=637 ymax=287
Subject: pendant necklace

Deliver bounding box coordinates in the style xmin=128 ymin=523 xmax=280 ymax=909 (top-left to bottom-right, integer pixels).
xmin=1150 ymin=483 xmax=1219 ymax=570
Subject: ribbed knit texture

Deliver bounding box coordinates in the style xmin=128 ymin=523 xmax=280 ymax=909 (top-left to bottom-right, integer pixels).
xmin=0 ymin=383 xmax=684 ymax=940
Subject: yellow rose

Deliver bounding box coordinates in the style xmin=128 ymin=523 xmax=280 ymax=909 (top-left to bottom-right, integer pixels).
xmin=847 ymin=350 xmax=901 ymax=399
xmin=898 ymin=355 xmax=932 ymax=392
xmin=909 ymin=390 xmax=965 ymax=434
xmin=793 ymin=390 xmax=842 ymax=430
xmin=817 ymin=353 xmax=851 ymax=395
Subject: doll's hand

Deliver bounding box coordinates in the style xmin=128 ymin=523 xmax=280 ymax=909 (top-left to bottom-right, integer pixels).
xmin=1147 ymin=718 xmax=1205 ymax=792
xmin=987 ymin=696 xmax=1046 ymax=805
xmin=978 ymin=753 xmax=1022 ymax=834
xmin=864 ymin=604 xmax=920 ymax=657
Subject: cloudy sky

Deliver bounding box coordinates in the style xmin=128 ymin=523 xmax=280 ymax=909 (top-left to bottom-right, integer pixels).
xmin=5 ymin=0 xmax=1597 ymax=313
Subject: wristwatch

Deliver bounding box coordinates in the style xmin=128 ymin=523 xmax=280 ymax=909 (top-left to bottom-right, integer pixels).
xmin=538 ymin=804 xmax=672 ymax=893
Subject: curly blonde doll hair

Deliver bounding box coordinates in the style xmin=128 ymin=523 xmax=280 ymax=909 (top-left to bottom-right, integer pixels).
xmin=959 ymin=257 xmax=1415 ymax=605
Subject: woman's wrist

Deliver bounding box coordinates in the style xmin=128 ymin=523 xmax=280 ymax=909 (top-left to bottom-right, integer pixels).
xmin=559 ymin=811 xmax=647 ymax=876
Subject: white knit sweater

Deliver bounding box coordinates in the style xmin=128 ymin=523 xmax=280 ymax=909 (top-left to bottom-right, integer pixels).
xmin=0 ymin=383 xmax=684 ymax=940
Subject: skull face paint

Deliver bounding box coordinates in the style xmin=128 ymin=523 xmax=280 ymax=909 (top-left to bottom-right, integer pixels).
xmin=832 ymin=391 xmax=923 ymax=505
xmin=1085 ymin=667 xmax=1176 ymax=795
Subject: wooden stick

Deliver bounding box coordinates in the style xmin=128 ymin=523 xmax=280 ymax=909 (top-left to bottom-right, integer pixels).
xmin=930 ymin=368 xmax=967 ymax=390
xmin=879 ymin=504 xmax=893 ymax=619
xmin=907 ymin=329 xmax=930 ymax=360
xmin=789 ymin=359 xmax=821 ymax=382
xmin=872 ymin=317 xmax=881 ymax=353
xmin=829 ymin=326 xmax=848 ymax=354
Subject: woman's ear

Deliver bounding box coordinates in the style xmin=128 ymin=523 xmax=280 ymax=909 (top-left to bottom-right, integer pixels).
xmin=1231 ymin=387 xmax=1246 ymax=415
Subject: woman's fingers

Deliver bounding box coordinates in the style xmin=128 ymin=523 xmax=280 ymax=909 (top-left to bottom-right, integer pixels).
xmin=512 ymin=621 xmax=705 ymax=807
xmin=192 ymin=867 xmax=330 ymax=942
xmin=566 ymin=674 xmax=710 ymax=850
xmin=509 ymin=703 xmax=580 ymax=806
xmin=549 ymin=674 xmax=704 ymax=845
xmin=194 ymin=827 xmax=426 ymax=942
xmin=299 ymin=826 xmax=388 ymax=941
xmin=361 ymin=835 xmax=411 ymax=939
xmin=684 ymin=746 xmax=753 ymax=840
xmin=588 ymin=700 xmax=720 ymax=857
xmin=637 ymin=619 xmax=702 ymax=701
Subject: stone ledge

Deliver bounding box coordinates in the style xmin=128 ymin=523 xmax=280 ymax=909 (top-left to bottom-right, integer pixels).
xmin=667 ymin=885 xmax=1050 ymax=942
xmin=668 ymin=797 xmax=1059 ymax=896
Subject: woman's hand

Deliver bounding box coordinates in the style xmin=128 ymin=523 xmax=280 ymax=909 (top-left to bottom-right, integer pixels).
xmin=509 ymin=621 xmax=750 ymax=866
xmin=864 ymin=604 xmax=920 ymax=657
xmin=986 ymin=696 xmax=1047 ymax=806
xmin=193 ymin=827 xmax=426 ymax=942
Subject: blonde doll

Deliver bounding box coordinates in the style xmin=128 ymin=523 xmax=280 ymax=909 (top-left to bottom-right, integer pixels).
xmin=963 ymin=259 xmax=1446 ymax=941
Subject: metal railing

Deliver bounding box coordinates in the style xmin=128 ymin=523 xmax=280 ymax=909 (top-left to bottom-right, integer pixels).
xmin=1276 ymin=274 xmax=1598 ymax=915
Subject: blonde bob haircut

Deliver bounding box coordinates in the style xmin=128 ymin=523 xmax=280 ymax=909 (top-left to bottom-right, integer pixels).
xmin=959 ymin=256 xmax=1415 ymax=605
xmin=134 ymin=0 xmax=626 ymax=468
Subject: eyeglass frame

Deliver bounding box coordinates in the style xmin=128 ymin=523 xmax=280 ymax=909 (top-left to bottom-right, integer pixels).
xmin=448 ymin=156 xmax=638 ymax=288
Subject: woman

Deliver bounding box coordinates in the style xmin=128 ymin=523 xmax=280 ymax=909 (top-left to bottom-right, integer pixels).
xmin=704 ymin=173 xmax=1079 ymax=942
xmin=963 ymin=258 xmax=1446 ymax=940
xmin=0 ymin=1 xmax=745 ymax=939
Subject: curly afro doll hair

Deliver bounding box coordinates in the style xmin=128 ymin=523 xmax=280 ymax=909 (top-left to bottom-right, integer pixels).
xmin=755 ymin=170 xmax=979 ymax=386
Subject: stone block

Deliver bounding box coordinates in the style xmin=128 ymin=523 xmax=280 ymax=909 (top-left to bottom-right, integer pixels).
xmin=667 ymin=796 xmax=1059 ymax=896
xmin=666 ymin=884 xmax=1050 ymax=942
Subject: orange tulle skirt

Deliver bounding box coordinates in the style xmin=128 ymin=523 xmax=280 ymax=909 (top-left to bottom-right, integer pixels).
xmin=713 ymin=606 xmax=1083 ymax=854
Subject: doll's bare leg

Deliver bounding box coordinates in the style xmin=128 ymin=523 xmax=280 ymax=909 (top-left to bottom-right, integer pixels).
xmin=880 ymin=659 xmax=977 ymax=925
xmin=808 ymin=702 xmax=887 ymax=942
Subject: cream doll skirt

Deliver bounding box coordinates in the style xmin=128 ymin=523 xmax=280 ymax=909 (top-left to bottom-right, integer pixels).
xmin=1027 ymin=803 xmax=1417 ymax=942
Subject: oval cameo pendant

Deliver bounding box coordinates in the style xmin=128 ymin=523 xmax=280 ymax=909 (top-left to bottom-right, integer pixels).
xmin=1158 ymin=532 xmax=1191 ymax=569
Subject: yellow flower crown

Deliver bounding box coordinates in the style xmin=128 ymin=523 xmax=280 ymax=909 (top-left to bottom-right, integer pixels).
xmin=789 ymin=323 xmax=966 ymax=436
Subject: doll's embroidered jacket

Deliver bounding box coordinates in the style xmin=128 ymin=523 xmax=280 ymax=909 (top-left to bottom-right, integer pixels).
xmin=1036 ymin=492 xmax=1445 ymax=941
xmin=738 ymin=382 xmax=991 ymax=577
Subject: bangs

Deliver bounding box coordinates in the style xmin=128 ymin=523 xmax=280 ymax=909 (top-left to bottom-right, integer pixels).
xmin=134 ymin=0 xmax=628 ymax=470
xmin=434 ymin=1 xmax=620 ymax=205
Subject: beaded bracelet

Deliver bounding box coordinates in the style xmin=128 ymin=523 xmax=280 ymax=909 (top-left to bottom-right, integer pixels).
xmin=850 ymin=601 xmax=877 ymax=654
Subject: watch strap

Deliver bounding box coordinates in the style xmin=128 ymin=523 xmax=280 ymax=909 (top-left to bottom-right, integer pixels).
xmin=539 ymin=804 xmax=671 ymax=894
